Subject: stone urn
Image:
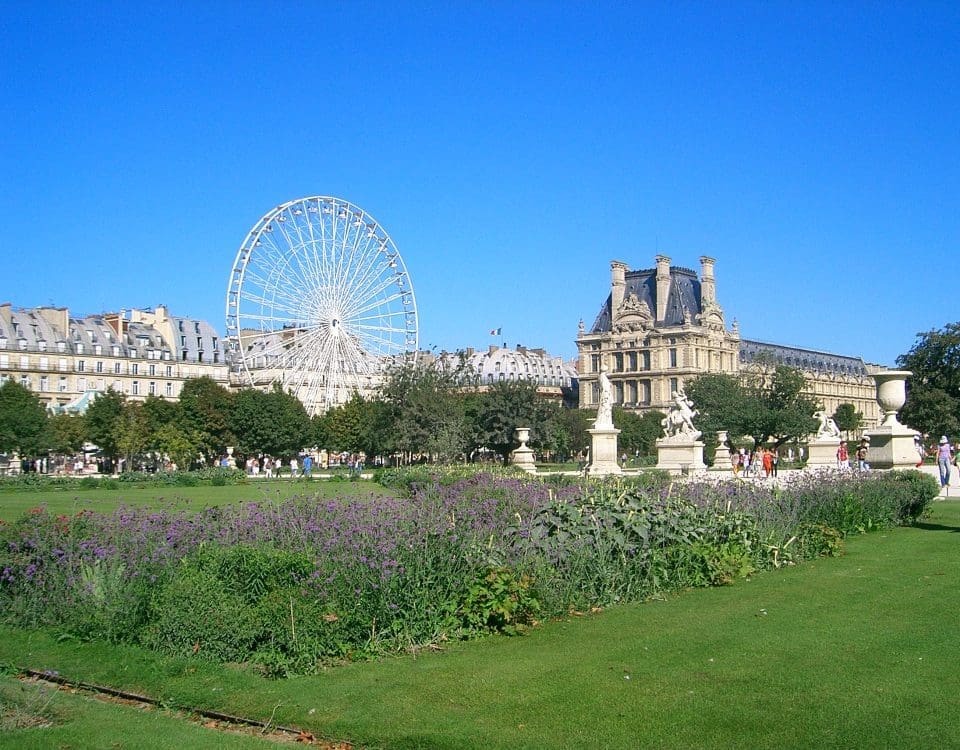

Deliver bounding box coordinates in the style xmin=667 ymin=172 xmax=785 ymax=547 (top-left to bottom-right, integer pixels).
xmin=873 ymin=370 xmax=911 ymax=427
xmin=511 ymin=427 xmax=536 ymax=473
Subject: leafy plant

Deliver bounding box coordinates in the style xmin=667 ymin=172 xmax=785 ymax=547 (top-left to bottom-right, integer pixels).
xmin=460 ymin=567 xmax=540 ymax=635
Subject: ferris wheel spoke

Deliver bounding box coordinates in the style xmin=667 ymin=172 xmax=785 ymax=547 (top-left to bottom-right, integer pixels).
xmin=256 ymin=231 xmax=317 ymax=294
xmin=339 ymin=228 xmax=381 ymax=299
xmin=336 ymin=269 xmax=399 ymax=317
xmin=337 ymin=234 xmax=390 ymax=302
xmin=342 ymin=284 xmax=407 ymax=320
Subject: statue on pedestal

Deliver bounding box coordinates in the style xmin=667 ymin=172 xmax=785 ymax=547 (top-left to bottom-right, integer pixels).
xmin=585 ymin=365 xmax=621 ymax=476
xmin=655 ymin=385 xmax=706 ymax=472
xmin=661 ymin=386 xmax=700 ymax=440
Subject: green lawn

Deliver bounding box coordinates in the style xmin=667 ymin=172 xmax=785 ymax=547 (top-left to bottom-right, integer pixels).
xmin=1 ymin=501 xmax=958 ymax=749
xmin=0 ymin=479 xmax=392 ymax=523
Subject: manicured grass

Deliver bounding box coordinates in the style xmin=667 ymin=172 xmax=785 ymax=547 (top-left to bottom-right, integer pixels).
xmin=1 ymin=502 xmax=957 ymax=749
xmin=0 ymin=479 xmax=392 ymax=523
xmin=0 ymin=674 xmax=282 ymax=749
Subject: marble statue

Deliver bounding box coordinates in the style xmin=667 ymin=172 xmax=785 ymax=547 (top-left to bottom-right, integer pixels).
xmin=661 ymin=386 xmax=699 ymax=438
xmin=814 ymin=410 xmax=841 ymax=439
xmin=596 ymin=366 xmax=614 ymax=429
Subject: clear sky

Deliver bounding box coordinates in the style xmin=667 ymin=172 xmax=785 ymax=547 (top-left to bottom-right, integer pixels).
xmin=3 ymin=1 xmax=958 ymax=368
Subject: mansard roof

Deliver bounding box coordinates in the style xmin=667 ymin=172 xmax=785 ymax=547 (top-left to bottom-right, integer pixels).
xmin=589 ymin=265 xmax=702 ymax=333
xmin=0 ymin=305 xmax=217 ymax=361
xmin=740 ymin=339 xmax=869 ymax=376
xmin=433 ymin=345 xmax=578 ymax=388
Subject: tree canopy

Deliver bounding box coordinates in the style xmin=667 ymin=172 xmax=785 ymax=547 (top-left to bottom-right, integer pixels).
xmin=897 ymin=322 xmax=960 ymax=439
xmin=686 ymin=364 xmax=819 ymax=447
xmin=0 ymin=379 xmax=50 ymax=457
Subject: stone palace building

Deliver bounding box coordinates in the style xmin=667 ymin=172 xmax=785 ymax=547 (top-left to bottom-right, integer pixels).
xmin=576 ymin=256 xmax=881 ymax=428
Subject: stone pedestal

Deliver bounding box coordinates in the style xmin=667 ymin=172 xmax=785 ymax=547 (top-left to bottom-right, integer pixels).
xmin=863 ymin=425 xmax=920 ymax=470
xmin=510 ymin=427 xmax=537 ymax=474
xmin=806 ymin=438 xmax=841 ymax=467
xmin=656 ymin=438 xmax=707 ymax=474
xmin=586 ymin=428 xmax=622 ymax=477
xmin=712 ymin=430 xmax=733 ymax=471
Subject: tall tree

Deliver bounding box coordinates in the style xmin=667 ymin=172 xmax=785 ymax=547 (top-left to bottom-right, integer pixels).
xmin=49 ymin=412 xmax=86 ymax=455
xmin=539 ymin=403 xmax=591 ymax=462
xmin=685 ymin=373 xmax=750 ymax=437
xmin=142 ymin=395 xmax=180 ymax=444
xmin=117 ymin=400 xmax=150 ymax=468
xmin=687 ymin=365 xmax=819 ymax=448
xmin=324 ymin=393 xmax=376 ymax=454
xmin=832 ymin=402 xmax=863 ymax=439
xmin=228 ymin=385 xmax=311 ymax=458
xmin=471 ymin=379 xmax=550 ymax=463
xmin=178 ymin=376 xmax=235 ymax=460
xmin=381 ymin=360 xmax=472 ymax=462
xmin=753 ymin=365 xmax=820 ymax=448
xmin=153 ymin=422 xmax=200 ymax=470
xmin=614 ymin=408 xmax=666 ymax=457
xmin=897 ymin=322 xmax=960 ymax=438
xmin=0 ymin=380 xmax=49 ymax=457
xmin=265 ymin=384 xmax=312 ymax=456
xmin=83 ymin=387 xmax=126 ymax=461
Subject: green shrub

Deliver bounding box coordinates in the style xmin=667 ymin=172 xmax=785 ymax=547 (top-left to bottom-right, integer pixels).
xmin=681 ymin=541 xmax=755 ymax=586
xmin=886 ymin=469 xmax=938 ymax=522
xmin=459 ymin=566 xmax=540 ymax=635
xmin=138 ymin=544 xmax=323 ymax=669
xmin=796 ymin=523 xmax=844 ymax=558
xmin=139 ymin=563 xmax=259 ymax=663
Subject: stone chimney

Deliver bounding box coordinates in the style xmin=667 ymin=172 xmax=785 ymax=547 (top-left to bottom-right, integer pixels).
xmin=104 ymin=311 xmax=127 ymax=337
xmin=36 ymin=307 xmax=70 ymax=336
xmin=610 ymin=261 xmax=628 ymax=317
xmin=699 ymin=256 xmax=716 ymax=306
xmin=655 ymin=255 xmax=671 ymax=321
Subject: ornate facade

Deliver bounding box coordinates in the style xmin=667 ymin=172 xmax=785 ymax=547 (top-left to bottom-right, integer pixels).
xmin=577 ymin=256 xmax=880 ymax=428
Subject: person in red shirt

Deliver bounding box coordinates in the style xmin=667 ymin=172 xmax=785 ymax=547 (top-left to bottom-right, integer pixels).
xmin=837 ymin=441 xmax=850 ymax=470
xmin=762 ymin=448 xmax=774 ymax=477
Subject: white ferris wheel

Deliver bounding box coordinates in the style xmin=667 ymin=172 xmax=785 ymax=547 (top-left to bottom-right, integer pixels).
xmin=225 ymin=196 xmax=419 ymax=415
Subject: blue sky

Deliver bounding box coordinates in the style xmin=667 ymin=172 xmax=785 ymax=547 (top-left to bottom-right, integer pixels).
xmin=3 ymin=1 xmax=958 ymax=368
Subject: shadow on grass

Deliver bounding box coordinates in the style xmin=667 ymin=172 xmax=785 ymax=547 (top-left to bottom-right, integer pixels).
xmin=913 ymin=521 xmax=960 ymax=533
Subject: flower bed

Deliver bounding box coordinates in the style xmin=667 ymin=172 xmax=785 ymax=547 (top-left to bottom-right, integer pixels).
xmin=0 ymin=469 xmax=936 ymax=676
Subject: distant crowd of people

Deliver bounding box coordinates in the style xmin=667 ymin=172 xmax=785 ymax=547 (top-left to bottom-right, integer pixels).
xmin=220 ymin=451 xmax=368 ymax=478
xmin=731 ymin=447 xmax=779 ymax=478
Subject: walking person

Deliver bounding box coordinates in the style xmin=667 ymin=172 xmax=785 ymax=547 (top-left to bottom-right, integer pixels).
xmin=837 ymin=441 xmax=850 ymax=470
xmin=762 ymin=448 xmax=773 ymax=478
xmin=936 ymin=436 xmax=953 ymax=488
xmin=855 ymin=438 xmax=870 ymax=471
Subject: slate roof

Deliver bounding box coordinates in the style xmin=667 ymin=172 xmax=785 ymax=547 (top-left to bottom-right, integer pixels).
xmin=739 ymin=339 xmax=868 ymax=376
xmin=589 ymin=265 xmax=702 ymax=333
